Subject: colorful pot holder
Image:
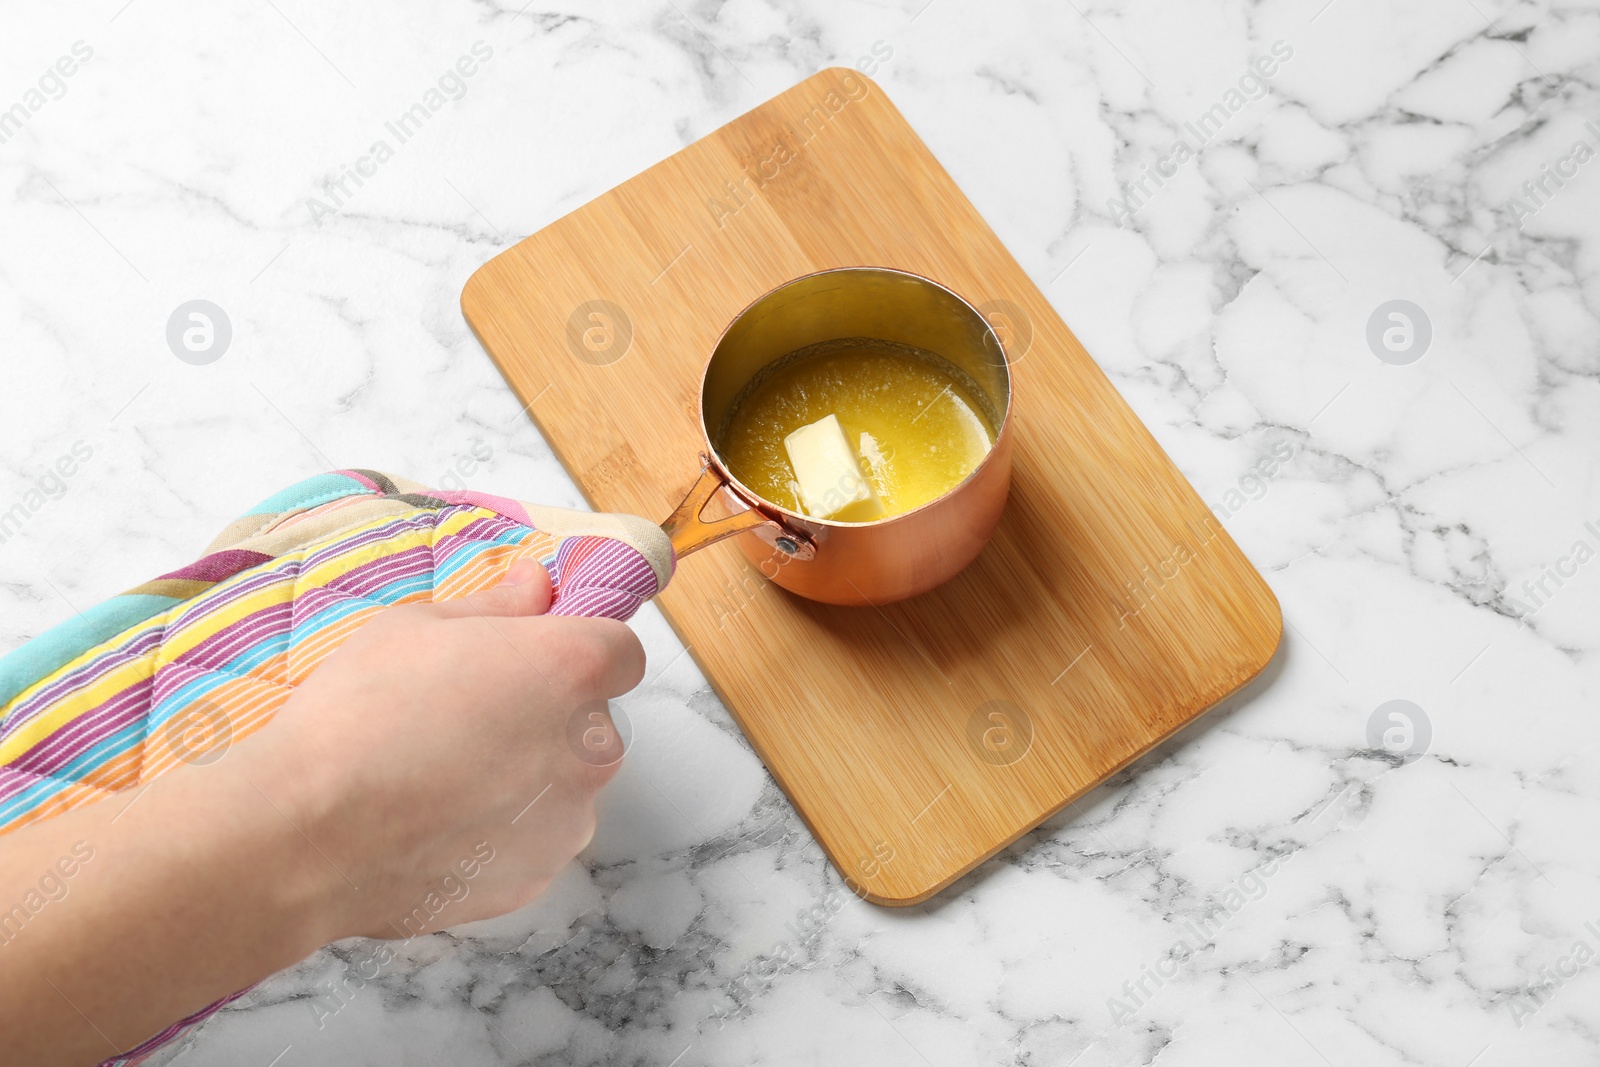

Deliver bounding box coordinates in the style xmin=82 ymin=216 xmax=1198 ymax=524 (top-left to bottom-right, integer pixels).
xmin=0 ymin=469 xmax=675 ymax=1064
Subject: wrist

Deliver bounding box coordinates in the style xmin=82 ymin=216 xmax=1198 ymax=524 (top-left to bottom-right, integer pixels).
xmin=226 ymin=726 xmax=367 ymax=950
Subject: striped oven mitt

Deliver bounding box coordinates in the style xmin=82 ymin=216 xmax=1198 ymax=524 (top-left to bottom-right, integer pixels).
xmin=0 ymin=469 xmax=675 ymax=1065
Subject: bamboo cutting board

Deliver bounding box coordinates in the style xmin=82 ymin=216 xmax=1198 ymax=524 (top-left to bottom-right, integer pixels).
xmin=462 ymin=68 xmax=1281 ymax=905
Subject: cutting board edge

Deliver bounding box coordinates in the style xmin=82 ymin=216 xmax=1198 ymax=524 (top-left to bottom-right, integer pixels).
xmin=460 ymin=274 xmax=625 ymax=521
xmin=664 ymin=582 xmax=1286 ymax=909
xmin=856 ymin=602 xmax=1285 ymax=907
xmin=457 ymin=66 xmax=874 ymax=329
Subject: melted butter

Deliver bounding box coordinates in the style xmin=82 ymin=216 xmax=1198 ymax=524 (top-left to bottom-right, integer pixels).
xmin=718 ymin=343 xmax=995 ymax=521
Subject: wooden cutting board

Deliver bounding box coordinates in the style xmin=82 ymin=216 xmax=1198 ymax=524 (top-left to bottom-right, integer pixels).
xmin=462 ymin=68 xmax=1281 ymax=905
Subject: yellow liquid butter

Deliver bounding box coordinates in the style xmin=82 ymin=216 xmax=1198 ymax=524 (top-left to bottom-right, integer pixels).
xmin=718 ymin=342 xmax=996 ymax=522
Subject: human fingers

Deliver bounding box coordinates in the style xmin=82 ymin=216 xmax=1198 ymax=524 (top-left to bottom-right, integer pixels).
xmin=433 ymin=557 xmax=552 ymax=619
xmin=502 ymin=616 xmax=645 ymax=701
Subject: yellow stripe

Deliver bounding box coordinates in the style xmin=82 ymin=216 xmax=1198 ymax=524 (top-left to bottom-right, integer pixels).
xmin=0 ymin=505 xmax=510 ymax=769
xmin=151 ymin=579 xmax=295 ymax=670
xmin=286 ymin=603 xmax=388 ymax=685
xmin=153 ymin=508 xmax=490 ymax=665
xmin=0 ymin=621 xmax=164 ymax=765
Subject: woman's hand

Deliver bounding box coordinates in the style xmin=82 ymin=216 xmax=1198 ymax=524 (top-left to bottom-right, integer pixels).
xmin=0 ymin=557 xmax=646 ymax=1067
xmin=252 ymin=557 xmax=646 ymax=940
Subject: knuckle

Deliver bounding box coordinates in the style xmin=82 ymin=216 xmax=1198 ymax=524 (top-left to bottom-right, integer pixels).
xmin=562 ymin=639 xmax=610 ymax=692
xmin=592 ymin=619 xmax=646 ymax=685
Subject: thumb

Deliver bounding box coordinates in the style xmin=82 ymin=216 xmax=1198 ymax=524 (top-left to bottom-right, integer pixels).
xmin=437 ymin=558 xmax=553 ymax=618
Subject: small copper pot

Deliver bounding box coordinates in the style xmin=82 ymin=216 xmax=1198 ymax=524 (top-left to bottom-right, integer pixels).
xmin=660 ymin=267 xmax=1015 ymax=607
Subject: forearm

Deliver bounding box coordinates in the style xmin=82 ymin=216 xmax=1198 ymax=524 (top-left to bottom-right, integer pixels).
xmin=0 ymin=745 xmax=347 ymax=1067
xmin=0 ymin=571 xmax=640 ymax=1066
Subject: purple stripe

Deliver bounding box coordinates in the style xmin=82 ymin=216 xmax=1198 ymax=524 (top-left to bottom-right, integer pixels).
xmin=556 ymin=540 xmax=659 ymax=598
xmin=451 ymin=512 xmax=530 ymax=544
xmin=1 ymin=554 xmax=439 ymax=790
xmin=553 ymin=546 xmax=608 ymax=592
xmin=175 ymin=527 xmax=386 ymax=630
xmin=0 ymin=765 xmax=52 ymax=796
xmin=181 ymin=511 xmax=426 ymax=622
xmin=302 ymin=516 xmax=423 ymax=568
xmin=328 ymin=546 xmax=435 ymax=599
xmin=148 ymin=661 xmax=208 ymax=707
xmin=18 ymin=680 xmax=153 ymax=772
xmin=1 ymin=629 xmax=165 ymax=740
xmin=183 ymin=548 xmax=449 ymax=678
xmin=155 ymin=549 xmax=273 ymax=584
xmin=2 ymin=510 xmax=658 ymax=819
xmin=175 ymin=602 xmax=295 ymax=672
xmin=547 ymin=538 xmax=658 ymax=621
xmin=10 ymin=511 xmax=475 ymax=729
xmin=429 ymin=518 xmax=522 ymax=570
xmin=0 ymin=678 xmax=154 ymax=790
xmin=105 ymin=986 xmax=251 ymax=1066
xmin=5 ymin=510 xmax=455 ymax=735
xmin=165 ymin=514 xmax=430 ymax=637
xmin=183 ymin=617 xmax=290 ymax=676
xmin=158 ymin=564 xmax=295 ymax=639
xmin=550 ymin=588 xmax=644 ymax=619
xmin=593 ymin=552 xmax=658 ymax=596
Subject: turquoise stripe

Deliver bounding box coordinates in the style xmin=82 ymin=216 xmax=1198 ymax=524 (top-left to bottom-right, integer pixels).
xmin=164 ymin=569 xmax=437 ymax=698
xmin=434 ymin=526 xmax=535 ymax=584
xmin=196 ymin=626 xmax=290 ymax=679
xmin=242 ymin=472 xmax=372 ymax=517
xmin=1 ymin=473 xmax=375 ymax=716
xmin=2 ymin=507 xmax=549 ymax=831
xmin=158 ymin=525 xmax=501 ymax=686
xmin=0 ymin=595 xmax=180 ymax=714
xmin=209 ymin=627 xmax=291 ymax=678
xmin=146 ymin=670 xmax=250 ymax=733
xmin=0 ymin=719 xmax=147 ymax=826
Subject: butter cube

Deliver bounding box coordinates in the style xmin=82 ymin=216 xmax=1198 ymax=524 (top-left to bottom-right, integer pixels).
xmin=783 ymin=414 xmax=880 ymax=520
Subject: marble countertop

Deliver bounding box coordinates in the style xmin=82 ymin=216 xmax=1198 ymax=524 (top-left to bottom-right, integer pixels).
xmin=4 ymin=0 xmax=1599 ymax=1064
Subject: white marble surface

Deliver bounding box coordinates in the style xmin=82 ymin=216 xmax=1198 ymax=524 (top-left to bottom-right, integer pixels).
xmin=3 ymin=0 xmax=1599 ymax=1064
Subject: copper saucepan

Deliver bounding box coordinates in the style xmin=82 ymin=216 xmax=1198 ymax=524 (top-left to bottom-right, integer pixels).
xmin=660 ymin=267 xmax=1015 ymax=607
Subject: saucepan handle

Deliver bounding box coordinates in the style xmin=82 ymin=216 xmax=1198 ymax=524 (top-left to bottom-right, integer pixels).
xmin=660 ymin=454 xmax=817 ymax=562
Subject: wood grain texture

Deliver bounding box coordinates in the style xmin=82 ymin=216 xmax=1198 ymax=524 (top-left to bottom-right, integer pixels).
xmin=462 ymin=68 xmax=1282 ymax=905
